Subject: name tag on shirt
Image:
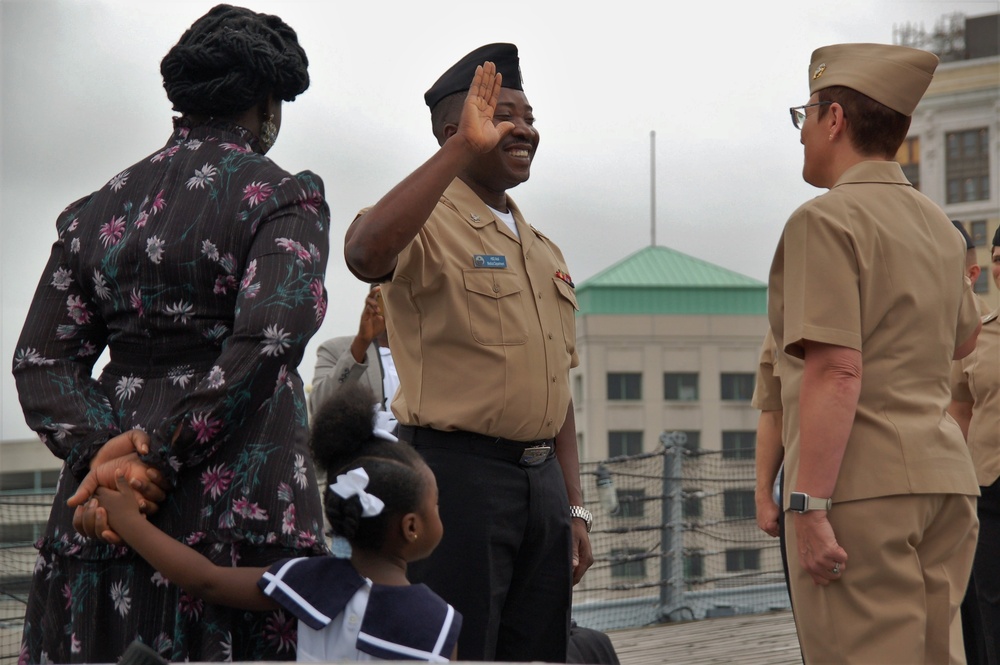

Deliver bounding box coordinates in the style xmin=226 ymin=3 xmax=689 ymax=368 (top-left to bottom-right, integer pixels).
xmin=473 ymin=254 xmax=507 ymax=269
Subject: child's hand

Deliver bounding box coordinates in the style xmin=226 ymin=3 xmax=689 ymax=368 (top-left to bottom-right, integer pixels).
xmin=70 ymin=454 xmax=169 ymax=542
xmin=94 ymin=474 xmax=144 ymax=542
xmin=69 ymin=454 xmax=166 ymax=512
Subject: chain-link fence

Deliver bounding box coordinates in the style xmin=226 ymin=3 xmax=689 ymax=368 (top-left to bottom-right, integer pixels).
xmin=1 ymin=494 xmax=52 ymax=664
xmin=573 ymin=437 xmax=789 ymax=632
xmin=0 ymin=437 xmax=790 ymax=661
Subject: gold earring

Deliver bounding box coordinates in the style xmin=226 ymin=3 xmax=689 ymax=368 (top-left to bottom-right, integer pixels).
xmin=260 ymin=113 xmax=278 ymax=152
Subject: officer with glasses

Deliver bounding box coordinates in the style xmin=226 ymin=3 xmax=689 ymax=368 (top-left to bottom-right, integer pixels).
xmin=768 ymin=43 xmax=982 ymax=664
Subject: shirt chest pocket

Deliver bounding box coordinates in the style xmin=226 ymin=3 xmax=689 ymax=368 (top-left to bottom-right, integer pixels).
xmin=552 ymin=277 xmax=579 ymax=354
xmin=463 ymin=269 xmax=529 ymax=346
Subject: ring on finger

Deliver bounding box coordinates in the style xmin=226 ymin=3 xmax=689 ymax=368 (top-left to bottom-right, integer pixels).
xmin=831 ymin=562 xmax=841 ymax=575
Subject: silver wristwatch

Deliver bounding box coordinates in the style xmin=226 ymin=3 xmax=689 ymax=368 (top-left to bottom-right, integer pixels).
xmin=570 ymin=505 xmax=593 ymax=532
xmin=788 ymin=491 xmax=832 ymax=513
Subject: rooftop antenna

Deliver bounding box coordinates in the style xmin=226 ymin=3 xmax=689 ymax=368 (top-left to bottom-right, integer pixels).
xmin=650 ymin=130 xmax=656 ymax=247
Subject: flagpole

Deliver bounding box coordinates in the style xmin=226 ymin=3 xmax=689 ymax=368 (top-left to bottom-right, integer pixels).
xmin=650 ymin=130 xmax=656 ymax=247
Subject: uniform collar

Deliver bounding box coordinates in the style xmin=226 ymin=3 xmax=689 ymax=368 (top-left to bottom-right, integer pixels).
xmin=832 ymin=160 xmax=910 ymax=189
xmin=442 ymin=178 xmax=535 ymax=252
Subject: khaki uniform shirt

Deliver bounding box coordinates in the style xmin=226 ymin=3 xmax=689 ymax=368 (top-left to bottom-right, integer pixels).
xmin=951 ymin=307 xmax=1000 ymax=486
xmin=751 ymin=327 xmax=803 ymax=427
xmin=374 ymin=178 xmax=579 ymax=441
xmin=768 ymin=161 xmax=980 ymax=505
xmin=751 ymin=328 xmax=783 ymax=412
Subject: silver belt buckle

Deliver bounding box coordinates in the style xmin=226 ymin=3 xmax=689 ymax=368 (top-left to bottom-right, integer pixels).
xmin=519 ymin=445 xmax=551 ymax=466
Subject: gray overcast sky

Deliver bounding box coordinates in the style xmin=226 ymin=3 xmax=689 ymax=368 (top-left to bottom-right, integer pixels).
xmin=2 ymin=0 xmax=997 ymax=440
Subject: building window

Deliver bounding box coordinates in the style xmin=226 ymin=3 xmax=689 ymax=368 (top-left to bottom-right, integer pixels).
xmin=617 ymin=489 xmax=646 ymax=518
xmin=0 ymin=521 xmax=45 ymax=546
xmin=720 ymin=373 xmax=755 ymax=401
xmin=722 ymin=431 xmax=756 ymax=460
xmin=685 ymin=550 xmax=705 ymax=580
xmin=0 ymin=470 xmax=60 ymax=494
xmin=664 ymin=373 xmax=699 ymax=401
xmin=683 ymin=488 xmax=703 ymax=518
xmin=975 ymin=270 xmax=990 ymax=294
xmin=608 ymin=431 xmax=643 ymax=457
xmin=946 ymin=128 xmax=990 ymax=203
xmin=723 ymin=489 xmax=755 ymax=519
xmin=896 ymin=136 xmax=920 ymax=190
xmin=607 ymin=372 xmax=642 ymax=400
xmin=725 ymin=548 xmax=761 ymax=572
xmin=971 ymin=220 xmax=988 ymax=247
xmin=610 ymin=548 xmax=647 ymax=578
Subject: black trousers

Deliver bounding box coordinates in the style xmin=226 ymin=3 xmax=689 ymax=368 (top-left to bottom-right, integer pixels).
xmin=971 ymin=477 xmax=1000 ymax=665
xmin=964 ymin=570 xmax=988 ymax=665
xmin=405 ymin=433 xmax=573 ymax=662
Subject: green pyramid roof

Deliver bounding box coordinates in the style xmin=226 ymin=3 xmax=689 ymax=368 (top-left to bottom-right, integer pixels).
xmin=575 ymin=245 xmax=767 ymax=316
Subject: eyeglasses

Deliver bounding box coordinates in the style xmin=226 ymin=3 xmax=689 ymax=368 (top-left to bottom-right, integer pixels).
xmin=789 ymin=102 xmax=833 ymax=129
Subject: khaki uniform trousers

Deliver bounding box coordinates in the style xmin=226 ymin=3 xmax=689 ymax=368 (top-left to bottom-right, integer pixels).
xmin=786 ymin=493 xmax=978 ymax=664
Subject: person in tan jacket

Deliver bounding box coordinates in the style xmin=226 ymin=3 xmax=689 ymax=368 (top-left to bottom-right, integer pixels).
xmin=310 ymin=286 xmax=398 ymax=434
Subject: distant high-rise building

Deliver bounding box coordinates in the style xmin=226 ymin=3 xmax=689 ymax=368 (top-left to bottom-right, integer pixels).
xmin=897 ymin=12 xmax=1000 ymax=305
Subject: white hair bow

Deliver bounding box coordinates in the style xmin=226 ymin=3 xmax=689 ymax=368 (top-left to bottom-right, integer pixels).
xmin=330 ymin=467 xmax=385 ymax=517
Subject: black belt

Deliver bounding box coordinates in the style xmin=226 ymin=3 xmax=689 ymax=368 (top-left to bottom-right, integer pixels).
xmin=397 ymin=425 xmax=555 ymax=467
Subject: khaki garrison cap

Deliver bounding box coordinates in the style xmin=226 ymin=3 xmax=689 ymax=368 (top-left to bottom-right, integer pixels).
xmin=808 ymin=43 xmax=939 ymax=116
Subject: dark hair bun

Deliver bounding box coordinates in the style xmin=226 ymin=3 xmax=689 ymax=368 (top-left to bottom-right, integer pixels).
xmin=161 ymin=4 xmax=309 ymax=116
xmin=309 ymin=383 xmax=377 ymax=474
xmin=310 ymin=383 xmax=428 ymax=551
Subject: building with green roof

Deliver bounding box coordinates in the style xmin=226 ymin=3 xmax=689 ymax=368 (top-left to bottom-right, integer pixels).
xmin=571 ymin=245 xmax=769 ymax=465
xmin=570 ymin=245 xmax=783 ymax=614
xmin=575 ymin=245 xmax=767 ymax=317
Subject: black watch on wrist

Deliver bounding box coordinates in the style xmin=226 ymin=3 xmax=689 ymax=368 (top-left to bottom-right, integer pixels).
xmin=788 ymin=491 xmax=832 ymax=513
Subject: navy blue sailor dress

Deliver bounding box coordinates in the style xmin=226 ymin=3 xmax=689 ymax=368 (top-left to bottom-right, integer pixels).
xmin=259 ymin=557 xmax=462 ymax=661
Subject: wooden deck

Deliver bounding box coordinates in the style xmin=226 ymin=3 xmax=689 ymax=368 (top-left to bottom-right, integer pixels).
xmin=1 ymin=611 xmax=803 ymax=665
xmin=607 ymin=610 xmax=802 ymax=665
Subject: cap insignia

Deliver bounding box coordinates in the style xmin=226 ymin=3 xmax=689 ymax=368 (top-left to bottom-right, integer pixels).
xmin=813 ymin=63 xmax=826 ymax=80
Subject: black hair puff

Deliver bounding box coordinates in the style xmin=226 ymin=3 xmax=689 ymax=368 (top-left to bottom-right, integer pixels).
xmin=310 ymin=385 xmax=427 ymax=551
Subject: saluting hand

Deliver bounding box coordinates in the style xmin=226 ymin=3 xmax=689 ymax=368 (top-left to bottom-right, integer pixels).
xmin=351 ymin=288 xmax=386 ymax=363
xmin=357 ymin=289 xmax=386 ymax=343
xmin=457 ymin=61 xmax=514 ymax=153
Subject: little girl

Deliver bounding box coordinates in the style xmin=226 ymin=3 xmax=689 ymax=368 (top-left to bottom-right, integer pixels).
xmin=93 ymin=385 xmax=460 ymax=662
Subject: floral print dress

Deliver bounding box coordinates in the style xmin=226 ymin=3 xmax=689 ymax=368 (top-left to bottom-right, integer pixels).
xmin=12 ymin=119 xmax=331 ymax=664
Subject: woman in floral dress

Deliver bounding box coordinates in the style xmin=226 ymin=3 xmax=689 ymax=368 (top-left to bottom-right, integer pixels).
xmin=12 ymin=5 xmax=330 ymax=662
